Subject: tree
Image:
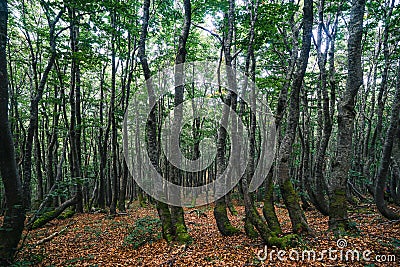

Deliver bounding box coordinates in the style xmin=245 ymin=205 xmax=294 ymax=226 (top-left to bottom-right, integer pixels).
xmin=213 ymin=0 xmax=240 ymax=237
xmin=375 ymin=60 xmax=400 ymax=220
xmin=21 ymin=1 xmax=65 ymax=210
xmin=329 ymin=0 xmax=365 ymax=232
xmin=0 ymin=0 xmax=26 ymax=263
xmin=276 ymin=0 xmax=313 ymax=234
xmin=169 ymin=0 xmax=192 ymax=243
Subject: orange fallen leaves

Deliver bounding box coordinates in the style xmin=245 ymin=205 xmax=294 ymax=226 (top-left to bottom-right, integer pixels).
xmin=15 ymin=203 xmax=400 ymax=266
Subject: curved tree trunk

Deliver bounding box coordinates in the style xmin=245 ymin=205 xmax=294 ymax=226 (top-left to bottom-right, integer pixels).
xmin=169 ymin=0 xmax=192 ymax=243
xmin=329 ymin=0 xmax=365 ymax=231
xmin=311 ymin=1 xmax=340 ymax=216
xmin=213 ymin=0 xmax=239 ymax=236
xmin=22 ymin=4 xmax=64 ymax=211
xmin=277 ymin=0 xmax=313 ymax=235
xmin=375 ymin=61 xmax=400 ymax=220
xmin=138 ymin=0 xmax=173 ymax=242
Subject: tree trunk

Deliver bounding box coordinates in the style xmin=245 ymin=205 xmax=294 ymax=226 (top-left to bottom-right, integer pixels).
xmin=22 ymin=4 xmax=64 ymax=211
xmin=30 ymin=195 xmax=78 ymax=229
xmin=311 ymin=0 xmax=339 ymax=216
xmin=213 ymin=0 xmax=239 ymax=236
xmin=98 ymin=65 xmax=108 ymax=209
xmin=374 ymin=61 xmax=400 ymax=220
xmin=169 ymin=0 xmax=192 ymax=243
xmin=277 ymin=0 xmax=313 ymax=235
xmin=138 ymin=0 xmax=174 ymax=242
xmin=329 ymin=0 xmax=365 ymax=232
xmin=68 ymin=7 xmax=83 ymax=213
xmin=110 ymin=9 xmax=118 ymax=215
xmin=0 ymin=1 xmax=26 ymax=262
xmin=366 ymin=0 xmax=394 ymax=189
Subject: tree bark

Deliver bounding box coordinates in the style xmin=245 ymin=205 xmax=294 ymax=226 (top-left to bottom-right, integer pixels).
xmin=68 ymin=6 xmax=83 ymax=213
xmin=329 ymin=0 xmax=365 ymax=231
xmin=169 ymin=0 xmax=192 ymax=243
xmin=213 ymin=0 xmax=240 ymax=236
xmin=366 ymin=1 xmax=394 ymax=191
xmin=0 ymin=0 xmax=26 ymax=262
xmin=110 ymin=8 xmax=118 ymax=215
xmin=98 ymin=65 xmax=108 ymax=209
xmin=311 ymin=0 xmax=339 ymax=216
xmin=277 ymin=0 xmax=313 ymax=234
xmin=22 ymin=4 xmax=64 ymax=210
xmin=374 ymin=61 xmax=400 ymax=220
xmin=138 ymin=0 xmax=174 ymax=242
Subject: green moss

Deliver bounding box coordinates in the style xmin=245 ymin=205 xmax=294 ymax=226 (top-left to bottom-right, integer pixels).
xmin=31 ymin=210 xmax=58 ymax=229
xmin=282 ymin=179 xmax=301 ymax=204
xmin=329 ymin=189 xmax=349 ymax=233
xmin=223 ymin=222 xmax=240 ymax=234
xmin=227 ymin=202 xmax=238 ymax=216
xmin=244 ymin=217 xmax=259 ymax=239
xmin=263 ymin=175 xmax=283 ymax=235
xmin=58 ymin=208 xmax=75 ymax=220
xmin=138 ymin=192 xmax=147 ymax=207
xmin=263 ymin=204 xmax=282 ymax=234
xmin=214 ymin=201 xmax=239 ymax=236
xmin=215 ymin=202 xmax=226 ymax=213
xmin=157 ymin=203 xmax=174 ymax=243
xmin=175 ymin=223 xmax=191 ymax=242
xmin=281 ymin=179 xmax=310 ymax=234
xmin=329 ymin=189 xmax=346 ymax=211
xmin=267 ymin=233 xmax=298 ymax=249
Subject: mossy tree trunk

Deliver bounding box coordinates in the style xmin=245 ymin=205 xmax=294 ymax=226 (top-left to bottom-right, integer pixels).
xmin=329 ymin=0 xmax=365 ymax=232
xmin=263 ymin=170 xmax=282 ymax=234
xmin=138 ymin=0 xmax=174 ymax=241
xmin=168 ymin=0 xmax=192 ymax=244
xmin=30 ymin=196 xmax=78 ymax=230
xmin=242 ymin=171 xmax=296 ymax=248
xmin=213 ymin=0 xmax=239 ymax=236
xmin=277 ymin=0 xmax=313 ymax=235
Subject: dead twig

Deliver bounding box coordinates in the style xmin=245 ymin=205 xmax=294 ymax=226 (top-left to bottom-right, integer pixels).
xmin=35 ymin=221 xmax=73 ymax=246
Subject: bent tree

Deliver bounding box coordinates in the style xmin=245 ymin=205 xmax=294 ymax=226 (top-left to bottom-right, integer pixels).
xmin=170 ymin=0 xmax=192 ymax=243
xmin=138 ymin=0 xmax=192 ymax=243
xmin=277 ymin=0 xmax=313 ymax=234
xmin=375 ymin=61 xmax=400 ymax=220
xmin=213 ymin=0 xmax=240 ymax=236
xmin=138 ymin=0 xmax=173 ymax=242
xmin=0 ymin=0 xmax=26 ymax=263
xmin=329 ymin=0 xmax=365 ymax=231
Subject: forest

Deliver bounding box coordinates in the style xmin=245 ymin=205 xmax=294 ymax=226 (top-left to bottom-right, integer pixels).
xmin=0 ymin=0 xmax=399 ymax=265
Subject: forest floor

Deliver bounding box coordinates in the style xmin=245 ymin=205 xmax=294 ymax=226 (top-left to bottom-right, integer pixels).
xmin=12 ymin=201 xmax=400 ymax=266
